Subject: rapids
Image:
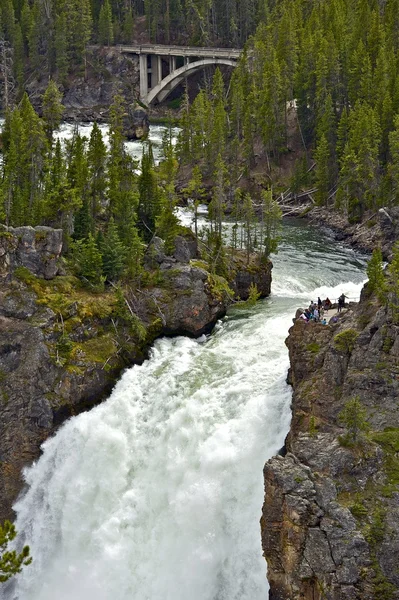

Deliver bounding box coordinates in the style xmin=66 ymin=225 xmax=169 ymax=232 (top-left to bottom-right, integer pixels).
xmin=3 ymin=219 xmax=368 ymax=600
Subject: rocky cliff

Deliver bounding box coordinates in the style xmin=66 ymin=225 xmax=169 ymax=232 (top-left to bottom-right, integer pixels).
xmin=262 ymin=288 xmax=399 ymax=599
xmin=0 ymin=226 xmax=272 ymax=522
xmin=309 ymin=206 xmax=399 ymax=259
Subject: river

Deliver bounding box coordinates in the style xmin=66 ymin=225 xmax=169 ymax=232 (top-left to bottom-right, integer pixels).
xmin=0 ymin=119 xmax=179 ymax=166
xmin=3 ymin=218 xmax=368 ymax=600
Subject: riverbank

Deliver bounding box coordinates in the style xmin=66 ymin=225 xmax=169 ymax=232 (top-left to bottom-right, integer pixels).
xmin=307 ymin=205 xmax=399 ymax=259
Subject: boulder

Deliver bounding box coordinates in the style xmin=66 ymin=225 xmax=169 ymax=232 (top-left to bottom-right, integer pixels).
xmin=125 ymin=103 xmax=149 ymax=140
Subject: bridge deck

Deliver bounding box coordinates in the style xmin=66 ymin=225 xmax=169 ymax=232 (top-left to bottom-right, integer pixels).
xmin=119 ymin=44 xmax=242 ymax=59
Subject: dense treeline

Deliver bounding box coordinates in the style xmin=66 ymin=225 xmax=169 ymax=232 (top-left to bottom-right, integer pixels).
xmin=0 ymin=90 xmax=184 ymax=287
xmin=0 ymin=82 xmax=280 ymax=287
xmin=179 ymin=0 xmax=399 ymax=223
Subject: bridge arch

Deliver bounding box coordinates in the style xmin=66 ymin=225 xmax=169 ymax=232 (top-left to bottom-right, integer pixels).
xmin=146 ymin=57 xmax=237 ymax=106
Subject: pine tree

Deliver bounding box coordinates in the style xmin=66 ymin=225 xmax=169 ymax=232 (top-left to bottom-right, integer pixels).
xmin=20 ymin=0 xmax=31 ymax=54
xmin=13 ymin=23 xmax=24 ymax=93
xmin=101 ymin=217 xmax=126 ymax=281
xmin=260 ymin=189 xmax=282 ymax=258
xmin=366 ymin=248 xmax=386 ymax=300
xmin=315 ymin=135 xmax=331 ymax=206
xmin=182 ymin=166 xmax=206 ymax=238
xmin=87 ymin=122 xmax=107 ymax=223
xmin=242 ymin=192 xmax=255 ymax=263
xmin=123 ymin=215 xmax=145 ymax=280
xmin=98 ymin=0 xmax=114 ymax=46
xmin=108 ymin=95 xmax=138 ymax=226
xmin=77 ymin=233 xmax=104 ymax=288
xmin=0 ymin=520 xmax=32 ymax=583
xmin=388 ymin=241 xmax=399 ymax=323
xmin=54 ymin=13 xmax=68 ymax=82
xmin=388 ymin=115 xmax=399 ymax=204
xmin=65 ymin=0 xmax=92 ymax=63
xmin=42 ymin=80 xmax=64 ymax=140
xmin=209 ymin=153 xmax=228 ymax=239
xmin=122 ymin=8 xmax=134 ymax=43
xmin=339 ymin=396 xmax=370 ymax=446
xmin=138 ymin=144 xmax=160 ymax=238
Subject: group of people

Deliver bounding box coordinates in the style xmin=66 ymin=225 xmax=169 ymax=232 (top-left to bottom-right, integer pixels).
xmin=298 ymin=296 xmax=332 ymax=324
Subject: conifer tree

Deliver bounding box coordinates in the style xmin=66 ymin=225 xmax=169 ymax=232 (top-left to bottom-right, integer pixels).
xmin=55 ymin=13 xmax=68 ymax=81
xmin=339 ymin=396 xmax=370 ymax=446
xmin=77 ymin=233 xmax=104 ymax=288
xmin=182 ymin=166 xmax=206 ymax=238
xmin=366 ymin=248 xmax=385 ymax=300
xmin=260 ymin=189 xmax=282 ymax=258
xmin=42 ymin=80 xmax=64 ymax=141
xmin=122 ymin=8 xmax=134 ymax=43
xmin=20 ymin=0 xmax=31 ymax=54
xmin=0 ymin=520 xmax=31 ymax=583
xmin=98 ymin=0 xmax=114 ymax=46
xmin=101 ymin=217 xmax=126 ymax=281
xmin=388 ymin=115 xmax=399 ymax=203
xmin=315 ymin=135 xmax=331 ymax=206
xmin=388 ymin=241 xmax=399 ymax=323
xmin=123 ymin=214 xmax=145 ymax=280
xmin=138 ymin=144 xmax=160 ymax=237
xmin=108 ymin=95 xmax=137 ymax=226
xmin=87 ymin=122 xmax=107 ymax=222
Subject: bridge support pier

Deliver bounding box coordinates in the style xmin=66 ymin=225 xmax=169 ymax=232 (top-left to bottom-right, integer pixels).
xmin=169 ymin=56 xmax=176 ymax=73
xmin=139 ymin=54 xmax=148 ymax=103
xmin=151 ymin=55 xmax=162 ymax=87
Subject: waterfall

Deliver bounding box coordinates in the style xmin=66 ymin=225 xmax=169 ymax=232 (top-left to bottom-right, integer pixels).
xmin=5 ymin=220 xmax=368 ymax=600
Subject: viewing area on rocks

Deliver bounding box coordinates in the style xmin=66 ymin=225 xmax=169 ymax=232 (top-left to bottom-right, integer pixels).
xmin=119 ymin=44 xmax=242 ymax=105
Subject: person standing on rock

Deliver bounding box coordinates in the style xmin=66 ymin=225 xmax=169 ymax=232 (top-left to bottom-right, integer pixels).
xmin=338 ymin=293 xmax=346 ymax=312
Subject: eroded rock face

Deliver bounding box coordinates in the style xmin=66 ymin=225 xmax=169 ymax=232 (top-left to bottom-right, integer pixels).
xmin=309 ymin=205 xmax=399 ymax=259
xmin=232 ymin=254 xmax=272 ymax=300
xmin=0 ymin=225 xmax=63 ymax=281
xmin=56 ymin=48 xmax=139 ymax=122
xmin=262 ymin=296 xmax=399 ymax=599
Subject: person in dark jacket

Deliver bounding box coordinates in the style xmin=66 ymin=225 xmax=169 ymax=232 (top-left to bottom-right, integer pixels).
xmin=338 ymin=293 xmax=346 ymax=312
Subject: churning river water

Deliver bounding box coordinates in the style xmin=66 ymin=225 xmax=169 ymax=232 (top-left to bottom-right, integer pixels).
xmin=3 ymin=214 xmax=368 ymax=600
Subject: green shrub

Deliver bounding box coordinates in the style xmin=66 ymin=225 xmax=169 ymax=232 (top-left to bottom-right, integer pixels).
xmin=338 ymin=396 xmax=370 ymax=446
xmin=334 ymin=329 xmax=359 ymax=353
xmin=306 ymin=342 xmax=320 ymax=354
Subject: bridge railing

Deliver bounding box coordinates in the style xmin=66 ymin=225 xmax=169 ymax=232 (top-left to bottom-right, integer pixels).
xmin=118 ymin=44 xmax=242 ymax=58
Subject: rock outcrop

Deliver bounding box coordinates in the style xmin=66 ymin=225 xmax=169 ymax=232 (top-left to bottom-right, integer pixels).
xmin=231 ymin=252 xmax=272 ymax=299
xmin=262 ymin=291 xmax=399 ymax=599
xmin=29 ymin=47 xmax=140 ymax=122
xmin=125 ymin=103 xmax=150 ymax=140
xmin=309 ymin=205 xmax=399 ymax=259
xmin=0 ymin=225 xmax=63 ymax=281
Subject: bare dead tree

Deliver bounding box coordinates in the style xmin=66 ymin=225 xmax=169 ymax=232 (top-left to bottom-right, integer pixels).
xmin=0 ymin=39 xmax=15 ymax=111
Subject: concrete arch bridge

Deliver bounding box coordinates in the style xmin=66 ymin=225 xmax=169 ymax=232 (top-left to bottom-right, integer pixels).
xmin=119 ymin=44 xmax=242 ymax=106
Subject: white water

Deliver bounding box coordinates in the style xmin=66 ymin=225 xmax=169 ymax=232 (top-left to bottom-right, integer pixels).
xmin=4 ymin=221 xmax=368 ymax=600
xmin=0 ymin=119 xmax=179 ymax=167
xmin=56 ymin=122 xmax=180 ymax=165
